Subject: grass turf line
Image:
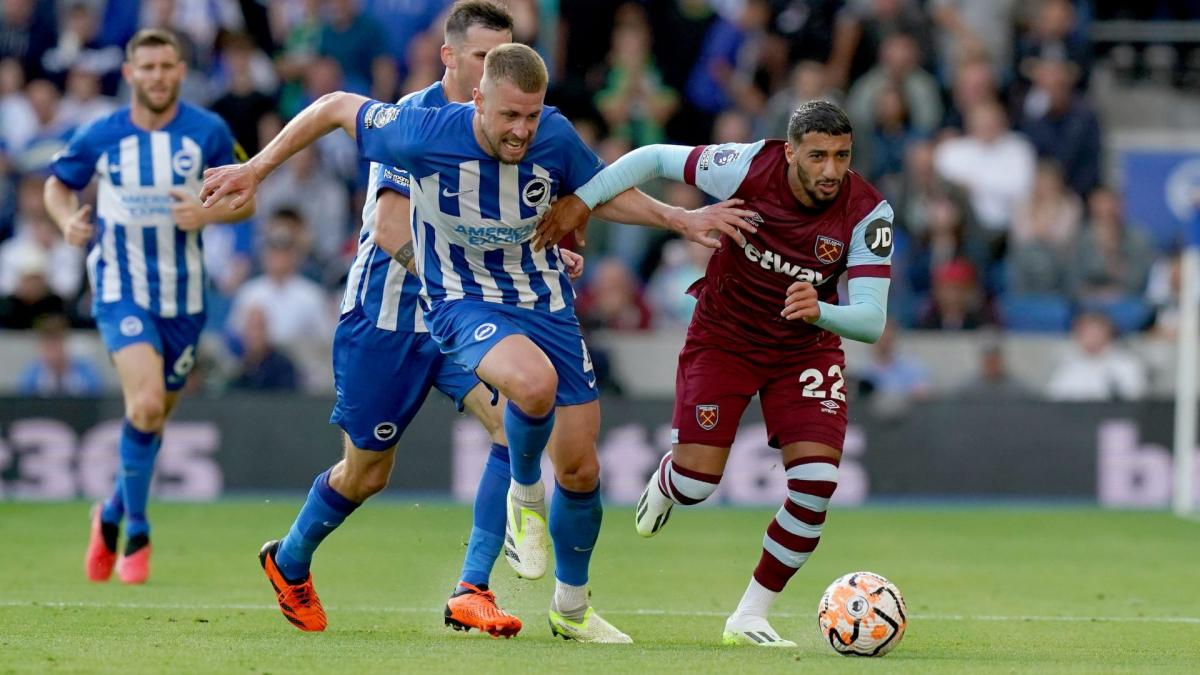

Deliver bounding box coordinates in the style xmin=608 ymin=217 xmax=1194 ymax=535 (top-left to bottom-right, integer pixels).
xmin=1 ymin=502 xmax=1197 ymax=673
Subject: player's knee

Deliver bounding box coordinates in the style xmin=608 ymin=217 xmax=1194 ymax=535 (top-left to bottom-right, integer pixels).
xmin=555 ymin=454 xmax=599 ymax=493
xmin=126 ymin=392 xmax=166 ymax=432
xmin=508 ymin=369 xmax=557 ymax=417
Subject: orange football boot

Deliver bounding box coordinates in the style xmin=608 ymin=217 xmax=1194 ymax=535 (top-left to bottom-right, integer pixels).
xmin=116 ymin=539 xmax=151 ymax=585
xmin=444 ymin=582 xmax=523 ymax=638
xmin=259 ymin=540 xmax=327 ymax=632
xmin=85 ymin=504 xmax=117 ymax=582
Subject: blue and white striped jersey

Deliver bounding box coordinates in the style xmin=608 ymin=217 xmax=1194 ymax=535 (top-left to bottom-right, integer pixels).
xmin=341 ymin=81 xmax=446 ymax=333
xmin=354 ymin=99 xmax=603 ymax=316
xmin=49 ymin=103 xmax=240 ymax=317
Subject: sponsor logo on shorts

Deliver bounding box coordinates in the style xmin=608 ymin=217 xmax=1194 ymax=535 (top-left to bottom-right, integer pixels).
xmin=814 ymin=235 xmax=845 ymax=264
xmin=521 ymin=177 xmax=551 ymax=208
xmin=820 ymin=400 xmax=840 ymax=415
xmin=373 ymin=422 xmax=398 ymax=442
xmin=696 ymin=404 xmax=719 ymax=431
xmin=119 ymin=316 xmax=143 ymax=337
xmin=473 ymin=323 xmax=497 ymax=341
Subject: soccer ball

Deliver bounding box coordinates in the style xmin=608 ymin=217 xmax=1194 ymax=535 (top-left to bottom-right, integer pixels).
xmin=817 ymin=571 xmax=907 ymax=656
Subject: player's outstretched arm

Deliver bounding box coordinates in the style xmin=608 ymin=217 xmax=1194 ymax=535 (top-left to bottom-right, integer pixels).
xmin=201 ymin=91 xmax=369 ymax=209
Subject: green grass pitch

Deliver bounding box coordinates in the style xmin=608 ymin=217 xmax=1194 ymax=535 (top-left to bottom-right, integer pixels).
xmin=1 ymin=502 xmax=1198 ymax=673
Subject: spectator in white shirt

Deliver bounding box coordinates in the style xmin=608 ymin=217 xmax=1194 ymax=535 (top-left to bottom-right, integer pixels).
xmin=934 ymin=101 xmax=1036 ymax=241
xmin=228 ymin=221 xmax=334 ymax=389
xmin=1047 ymin=312 xmax=1147 ymax=401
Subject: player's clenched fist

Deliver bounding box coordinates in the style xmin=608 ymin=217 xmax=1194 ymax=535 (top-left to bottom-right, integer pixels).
xmin=61 ymin=204 xmax=94 ymax=247
xmin=560 ymin=248 xmax=585 ymax=280
xmin=781 ymin=281 xmax=820 ymax=323
xmin=169 ymin=188 xmax=208 ymax=231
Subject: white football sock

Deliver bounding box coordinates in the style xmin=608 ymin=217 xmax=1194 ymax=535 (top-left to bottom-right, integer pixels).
xmin=553 ymin=580 xmax=588 ymax=621
xmin=510 ymin=478 xmax=545 ymax=503
xmin=731 ymin=577 xmax=779 ymax=620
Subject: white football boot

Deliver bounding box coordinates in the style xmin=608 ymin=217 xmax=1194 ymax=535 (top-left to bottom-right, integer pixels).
xmin=634 ymin=470 xmax=674 ymax=538
xmin=549 ymin=607 xmax=634 ymax=644
xmin=504 ymin=484 xmax=550 ymax=579
xmin=721 ymin=614 xmax=797 ymax=648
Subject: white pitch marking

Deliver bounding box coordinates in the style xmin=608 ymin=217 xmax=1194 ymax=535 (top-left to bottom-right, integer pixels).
xmin=2 ymin=601 xmax=1198 ymax=624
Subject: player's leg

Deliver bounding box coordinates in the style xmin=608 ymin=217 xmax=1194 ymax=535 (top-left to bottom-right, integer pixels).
xmin=636 ymin=344 xmax=756 ymax=537
xmin=437 ymin=363 xmax=522 ymax=638
xmin=507 ymin=312 xmax=628 ymax=643
xmin=723 ymin=441 xmax=841 ymax=648
xmin=725 ymin=348 xmax=848 ymax=647
xmin=454 ymin=383 xmax=509 ymax=590
xmin=423 ymin=301 xmax=562 ymax=580
xmin=86 ymin=304 xmax=177 ymax=583
xmin=260 ymin=434 xmax=390 ymax=632
xmin=259 ymin=318 xmax=435 ymax=631
xmin=540 ymin=400 xmax=628 ymax=644
xmin=474 ymin=334 xmax=557 ymax=579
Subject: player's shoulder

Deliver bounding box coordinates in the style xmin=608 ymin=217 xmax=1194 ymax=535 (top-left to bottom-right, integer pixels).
xmin=536 ymin=105 xmax=578 ymax=137
xmin=177 ymin=101 xmax=232 ymax=133
xmin=843 ymin=171 xmax=890 ymax=222
xmin=70 ymin=106 xmax=132 ymax=144
xmin=397 ymin=81 xmax=448 ymax=109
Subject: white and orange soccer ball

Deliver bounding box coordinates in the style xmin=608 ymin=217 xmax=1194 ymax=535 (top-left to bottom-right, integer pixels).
xmin=817 ymin=571 xmax=907 ymax=656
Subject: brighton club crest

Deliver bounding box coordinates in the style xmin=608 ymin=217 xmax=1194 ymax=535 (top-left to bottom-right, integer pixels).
xmin=695 ymin=404 xmax=719 ymax=431
xmin=814 ymin=235 xmax=845 ymax=264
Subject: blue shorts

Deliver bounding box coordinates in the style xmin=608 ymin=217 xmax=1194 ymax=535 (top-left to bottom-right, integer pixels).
xmin=424 ymin=300 xmax=599 ymax=408
xmin=329 ymin=308 xmax=482 ymax=451
xmin=94 ymin=300 xmax=205 ymax=392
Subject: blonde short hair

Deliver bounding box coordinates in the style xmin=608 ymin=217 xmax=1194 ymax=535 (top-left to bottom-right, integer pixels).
xmin=483 ymin=43 xmax=548 ymax=94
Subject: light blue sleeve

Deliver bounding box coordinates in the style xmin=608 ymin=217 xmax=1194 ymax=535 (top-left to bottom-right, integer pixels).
xmin=812 ymin=276 xmax=890 ymax=344
xmin=690 ymin=141 xmax=764 ymax=200
xmin=574 ymin=144 xmax=691 ymax=209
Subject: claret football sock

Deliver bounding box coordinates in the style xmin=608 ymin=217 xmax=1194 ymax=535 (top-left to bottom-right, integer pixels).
xmin=504 ymin=401 xmax=554 ymax=485
xmin=549 ymin=482 xmax=602 ymax=587
xmin=274 ymin=469 xmax=360 ymax=583
xmin=119 ymin=421 xmax=161 ymax=539
xmin=459 ymin=443 xmax=510 ymax=587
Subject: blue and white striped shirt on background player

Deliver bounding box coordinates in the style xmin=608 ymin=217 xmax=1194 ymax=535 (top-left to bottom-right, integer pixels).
xmin=354 ymin=99 xmax=603 ymax=316
xmin=49 ymin=102 xmax=239 ymax=316
xmin=341 ymin=81 xmax=447 ymax=333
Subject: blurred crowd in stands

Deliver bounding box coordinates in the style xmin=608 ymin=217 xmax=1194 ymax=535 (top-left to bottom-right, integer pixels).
xmin=1 ymin=0 xmax=1199 ymax=399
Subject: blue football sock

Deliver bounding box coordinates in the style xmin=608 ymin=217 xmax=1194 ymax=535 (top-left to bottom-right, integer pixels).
xmin=460 ymin=443 xmax=510 ymax=587
xmin=549 ymin=482 xmax=603 ymax=587
xmin=119 ymin=421 xmax=160 ymax=539
xmin=274 ymin=469 xmax=360 ymax=582
xmin=101 ymin=480 xmax=125 ymax=525
xmin=505 ymin=401 xmax=554 ymax=485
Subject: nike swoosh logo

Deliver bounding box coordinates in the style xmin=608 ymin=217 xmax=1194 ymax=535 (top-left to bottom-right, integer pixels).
xmin=442 ymin=188 xmax=474 ymax=198
xmin=587 ymin=377 xmax=597 ymax=389
xmin=572 ymin=546 xmax=593 ymax=552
